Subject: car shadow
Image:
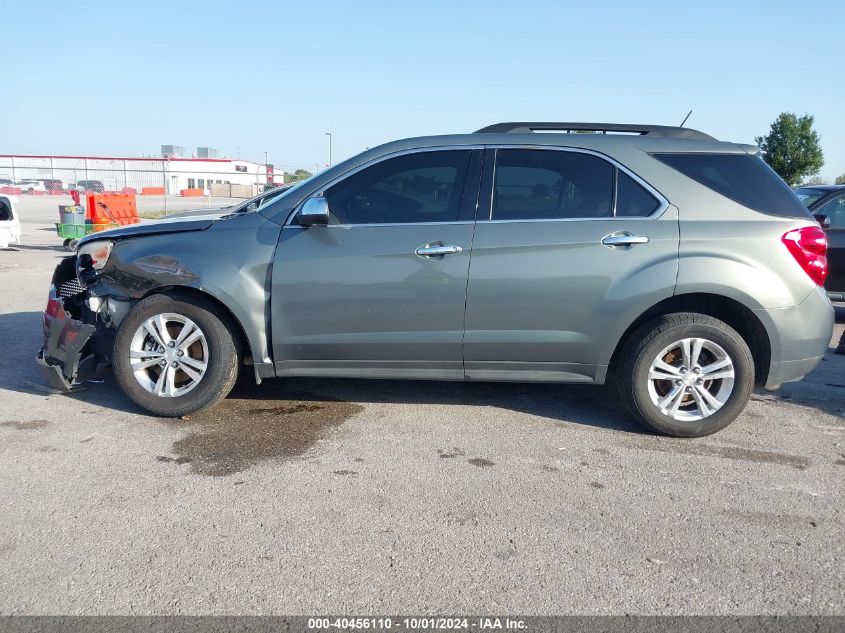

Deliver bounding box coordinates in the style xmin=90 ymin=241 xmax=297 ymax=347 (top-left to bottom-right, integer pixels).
xmin=7 ymin=244 xmax=68 ymax=253
xmin=4 ymin=308 xmax=843 ymax=433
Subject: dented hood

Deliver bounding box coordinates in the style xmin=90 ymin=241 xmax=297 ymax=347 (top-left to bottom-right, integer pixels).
xmin=77 ymin=213 xmax=225 ymax=247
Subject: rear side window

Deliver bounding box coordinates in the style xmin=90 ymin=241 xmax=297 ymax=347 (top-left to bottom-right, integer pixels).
xmin=616 ymin=170 xmax=660 ymax=217
xmin=493 ymin=149 xmax=614 ymax=220
xmin=652 ymin=153 xmax=812 ymax=219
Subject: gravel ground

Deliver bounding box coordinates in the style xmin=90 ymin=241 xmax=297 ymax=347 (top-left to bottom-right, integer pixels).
xmin=1 ymin=196 xmax=843 ymax=615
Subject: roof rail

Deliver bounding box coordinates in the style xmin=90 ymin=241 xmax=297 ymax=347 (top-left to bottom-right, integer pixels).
xmin=474 ymin=122 xmax=715 ymax=141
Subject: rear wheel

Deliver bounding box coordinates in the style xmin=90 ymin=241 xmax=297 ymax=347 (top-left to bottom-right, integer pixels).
xmin=112 ymin=294 xmax=239 ymax=417
xmin=618 ymin=313 xmax=754 ymax=437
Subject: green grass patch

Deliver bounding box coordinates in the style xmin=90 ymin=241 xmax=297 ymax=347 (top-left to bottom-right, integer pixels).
xmin=139 ymin=210 xmax=167 ymax=220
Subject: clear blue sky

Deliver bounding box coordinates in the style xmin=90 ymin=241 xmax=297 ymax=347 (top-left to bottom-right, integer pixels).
xmin=1 ymin=0 xmax=842 ymax=180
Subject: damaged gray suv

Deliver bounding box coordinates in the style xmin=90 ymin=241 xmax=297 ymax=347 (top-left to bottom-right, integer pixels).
xmin=37 ymin=122 xmax=834 ymax=437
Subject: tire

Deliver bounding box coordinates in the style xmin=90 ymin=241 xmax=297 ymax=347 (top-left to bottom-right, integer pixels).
xmin=617 ymin=312 xmax=754 ymax=437
xmin=64 ymin=238 xmax=78 ymax=252
xmin=112 ymin=293 xmax=239 ymax=417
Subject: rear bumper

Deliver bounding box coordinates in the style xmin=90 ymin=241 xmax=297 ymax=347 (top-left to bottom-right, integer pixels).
xmin=756 ymin=285 xmax=834 ymax=389
xmin=36 ymin=286 xmax=96 ymax=391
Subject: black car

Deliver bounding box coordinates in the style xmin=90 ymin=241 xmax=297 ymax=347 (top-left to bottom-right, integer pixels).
xmin=794 ymin=184 xmax=845 ymax=300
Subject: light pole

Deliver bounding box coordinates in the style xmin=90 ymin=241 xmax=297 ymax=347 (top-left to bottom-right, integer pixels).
xmin=324 ymin=132 xmax=332 ymax=168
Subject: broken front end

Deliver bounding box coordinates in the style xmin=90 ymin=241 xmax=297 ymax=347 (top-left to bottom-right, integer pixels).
xmin=36 ymin=243 xmax=129 ymax=390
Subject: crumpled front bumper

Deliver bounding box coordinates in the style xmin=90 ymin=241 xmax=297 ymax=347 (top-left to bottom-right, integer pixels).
xmin=35 ymin=286 xmax=96 ymax=391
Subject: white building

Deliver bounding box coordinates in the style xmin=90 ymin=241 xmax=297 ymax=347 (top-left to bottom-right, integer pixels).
xmin=0 ymin=153 xmax=273 ymax=195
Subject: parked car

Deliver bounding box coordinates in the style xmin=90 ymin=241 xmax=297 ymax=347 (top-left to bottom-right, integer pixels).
xmin=76 ymin=180 xmax=105 ymax=193
xmin=0 ymin=194 xmax=21 ymax=248
xmin=38 ymin=178 xmax=63 ymax=191
xmin=37 ymin=122 xmax=834 ymax=437
xmin=793 ymin=184 xmax=845 ymax=301
xmin=15 ymin=180 xmax=46 ymax=194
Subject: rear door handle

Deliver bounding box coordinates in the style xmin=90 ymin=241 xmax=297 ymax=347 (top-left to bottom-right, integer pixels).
xmin=601 ymin=232 xmax=650 ymax=248
xmin=415 ymin=244 xmax=463 ymax=257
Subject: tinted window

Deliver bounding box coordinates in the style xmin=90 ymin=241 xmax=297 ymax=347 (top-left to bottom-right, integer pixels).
xmin=616 ymin=170 xmax=660 ymax=217
xmin=324 ymin=151 xmax=471 ymax=224
xmin=815 ymin=194 xmax=845 ymax=228
xmin=653 ymin=153 xmax=812 ymax=219
xmin=493 ymin=150 xmax=613 ymax=220
xmin=793 ymin=187 xmax=830 ymax=208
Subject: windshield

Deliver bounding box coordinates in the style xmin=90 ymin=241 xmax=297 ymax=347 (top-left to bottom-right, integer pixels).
xmin=792 ymin=187 xmax=829 ymax=208
xmin=232 ymin=178 xmax=316 ymax=213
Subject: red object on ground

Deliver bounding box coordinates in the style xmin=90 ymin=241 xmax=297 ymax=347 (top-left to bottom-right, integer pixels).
xmin=141 ymin=187 xmax=165 ymax=195
xmin=70 ymin=190 xmax=81 ymax=205
xmin=180 ymin=188 xmax=204 ymax=197
xmin=86 ymin=193 xmax=140 ymax=226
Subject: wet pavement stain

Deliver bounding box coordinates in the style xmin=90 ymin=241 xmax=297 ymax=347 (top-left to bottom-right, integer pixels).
xmin=157 ymin=455 xmax=192 ymax=465
xmin=1 ymin=420 xmax=50 ymax=430
xmin=333 ymin=469 xmax=358 ymax=476
xmin=468 ymin=457 xmax=495 ymax=468
xmin=625 ymin=438 xmax=809 ymax=470
xmin=590 ymin=481 xmax=606 ymax=489
xmin=159 ymin=392 xmax=364 ymax=477
xmin=438 ymin=447 xmax=465 ymax=459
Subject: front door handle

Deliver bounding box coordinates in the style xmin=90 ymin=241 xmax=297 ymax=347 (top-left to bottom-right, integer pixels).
xmin=415 ymin=243 xmax=463 ymax=258
xmin=601 ymin=232 xmax=650 ymax=248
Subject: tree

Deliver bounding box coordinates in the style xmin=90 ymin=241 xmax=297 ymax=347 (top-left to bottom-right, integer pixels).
xmin=283 ymin=168 xmax=313 ymax=184
xmin=836 ymin=174 xmax=845 ymax=185
xmin=802 ymin=176 xmax=827 ymax=186
xmin=755 ymin=113 xmax=824 ymax=186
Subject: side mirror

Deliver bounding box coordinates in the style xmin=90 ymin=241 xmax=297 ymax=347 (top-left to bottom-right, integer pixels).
xmin=246 ymin=201 xmax=259 ymax=211
xmin=814 ymin=214 xmax=831 ymax=229
xmin=296 ymin=197 xmax=330 ymax=226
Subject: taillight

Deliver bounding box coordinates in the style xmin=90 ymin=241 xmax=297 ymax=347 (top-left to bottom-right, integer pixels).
xmin=782 ymin=226 xmax=828 ymax=286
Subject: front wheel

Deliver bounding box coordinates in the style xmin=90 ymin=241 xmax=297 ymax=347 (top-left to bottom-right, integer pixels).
xmin=112 ymin=294 xmax=239 ymax=417
xmin=617 ymin=313 xmax=754 ymax=437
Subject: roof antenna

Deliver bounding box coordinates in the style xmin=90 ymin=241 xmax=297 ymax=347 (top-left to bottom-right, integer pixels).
xmin=679 ymin=110 xmax=693 ymax=127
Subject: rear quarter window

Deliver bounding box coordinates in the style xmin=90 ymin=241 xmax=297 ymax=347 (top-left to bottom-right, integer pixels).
xmin=652 ymin=153 xmax=812 ymax=219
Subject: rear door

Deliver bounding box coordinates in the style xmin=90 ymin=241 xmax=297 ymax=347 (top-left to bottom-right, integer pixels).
xmin=271 ymin=148 xmax=482 ymax=379
xmin=463 ymin=147 xmax=679 ymax=383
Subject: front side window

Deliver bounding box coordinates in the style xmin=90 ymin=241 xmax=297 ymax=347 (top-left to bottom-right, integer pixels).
xmin=492 ymin=150 xmax=614 ymax=220
xmin=324 ymin=150 xmax=471 ymax=224
xmin=815 ymin=194 xmax=845 ymax=228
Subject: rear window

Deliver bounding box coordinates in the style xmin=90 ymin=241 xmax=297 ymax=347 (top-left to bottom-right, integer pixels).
xmin=652 ymin=153 xmax=812 ymax=219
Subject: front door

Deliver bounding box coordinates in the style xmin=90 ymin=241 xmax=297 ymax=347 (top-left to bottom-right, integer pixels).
xmin=271 ymin=148 xmax=481 ymax=379
xmin=464 ymin=147 xmax=679 ymax=383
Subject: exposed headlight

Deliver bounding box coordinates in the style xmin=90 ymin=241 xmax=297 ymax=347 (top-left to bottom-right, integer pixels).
xmin=76 ymin=240 xmax=113 ymax=272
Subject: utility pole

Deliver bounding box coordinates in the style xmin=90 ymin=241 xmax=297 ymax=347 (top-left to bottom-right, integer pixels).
xmin=325 ymin=132 xmax=332 ymax=167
